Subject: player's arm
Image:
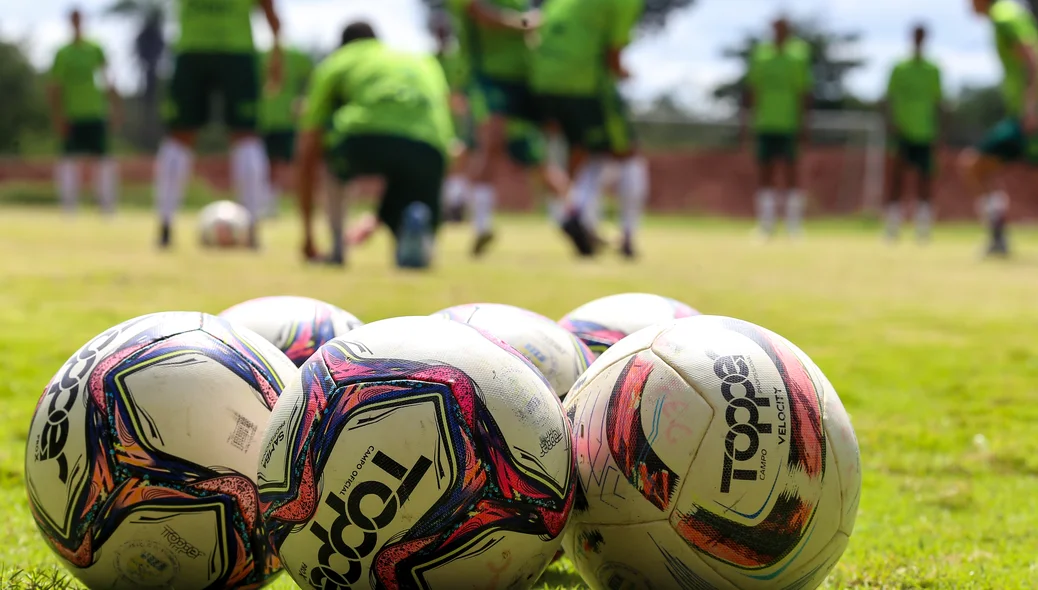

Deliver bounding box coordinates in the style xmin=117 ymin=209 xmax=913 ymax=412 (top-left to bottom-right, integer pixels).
xmin=259 ymin=0 xmax=284 ymax=91
xmin=605 ymin=0 xmax=642 ymax=79
xmin=466 ymin=0 xmax=539 ymax=31
xmin=48 ymin=52 xmax=66 ymax=136
xmin=99 ymin=47 xmax=123 ymax=130
xmin=935 ymin=67 xmax=948 ymax=145
xmin=740 ymin=60 xmax=756 ymax=147
xmin=295 ymin=62 xmax=339 ymax=258
xmin=799 ymin=56 xmax=814 ymax=143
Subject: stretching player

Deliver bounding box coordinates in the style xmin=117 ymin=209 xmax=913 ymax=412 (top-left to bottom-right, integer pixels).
xmin=432 ymin=11 xmax=477 ymax=223
xmin=296 ymin=23 xmax=453 ymax=269
xmin=49 ymin=8 xmax=121 ymax=216
xmin=449 ymin=0 xmax=541 ymax=257
xmin=742 ymin=17 xmax=813 ymax=239
xmin=154 ymin=0 xmax=281 ymax=248
xmin=884 ymin=24 xmax=945 ymax=244
xmin=960 ymin=0 xmax=1038 ymax=257
xmin=531 ymin=0 xmax=648 ymax=258
xmin=258 ymin=45 xmax=313 ymax=218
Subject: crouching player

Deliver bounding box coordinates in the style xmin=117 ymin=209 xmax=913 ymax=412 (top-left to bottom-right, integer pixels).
xmin=295 ymin=23 xmax=454 ymax=269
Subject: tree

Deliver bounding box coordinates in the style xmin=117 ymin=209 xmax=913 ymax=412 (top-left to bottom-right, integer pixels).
xmin=106 ymin=0 xmax=169 ymax=148
xmin=0 ymin=40 xmax=49 ymax=153
xmin=416 ymin=0 xmax=696 ymax=31
xmin=712 ymin=20 xmax=867 ymax=111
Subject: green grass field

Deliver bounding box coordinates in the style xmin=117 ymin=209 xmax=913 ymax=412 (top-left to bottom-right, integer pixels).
xmin=1 ymin=206 xmax=1037 ymax=589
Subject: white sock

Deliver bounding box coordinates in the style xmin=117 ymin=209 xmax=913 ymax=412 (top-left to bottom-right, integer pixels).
xmin=981 ymin=191 xmax=1010 ymax=219
xmin=786 ymin=189 xmax=806 ymax=236
xmin=155 ymin=139 xmax=194 ymax=224
xmin=472 ymin=183 xmax=495 ymax=235
xmin=231 ymin=137 xmax=269 ymax=224
xmin=915 ymin=201 xmax=933 ymax=242
xmin=884 ymin=202 xmax=903 ymax=240
xmin=571 ymin=158 xmax=606 ymax=231
xmin=56 ymin=159 xmax=79 ymax=214
xmin=96 ymin=158 xmax=118 ymax=215
xmin=755 ymin=188 xmax=777 ymax=235
xmin=444 ymin=175 xmax=470 ymax=209
xmin=617 ymin=156 xmax=649 ymax=237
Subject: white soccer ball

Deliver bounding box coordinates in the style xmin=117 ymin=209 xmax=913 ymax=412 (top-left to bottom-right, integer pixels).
xmin=24 ymin=312 xmax=298 ymax=589
xmin=220 ymin=296 xmax=364 ymax=367
xmin=559 ymin=292 xmax=700 ymax=357
xmin=432 ymin=303 xmax=594 ymax=398
xmin=563 ymin=315 xmax=861 ymax=589
xmin=257 ymin=316 xmax=576 ymax=589
xmin=199 ymin=200 xmax=251 ymax=248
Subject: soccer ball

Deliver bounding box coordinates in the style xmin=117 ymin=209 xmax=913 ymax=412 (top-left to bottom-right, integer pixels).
xmin=257 ymin=316 xmax=575 ymax=589
xmin=220 ymin=296 xmax=364 ymax=367
xmin=25 ymin=312 xmax=298 ymax=589
xmin=199 ymin=200 xmax=251 ymax=248
xmin=563 ymin=316 xmax=861 ymax=589
xmin=432 ymin=303 xmax=594 ymax=398
xmin=559 ymin=293 xmax=700 ymax=357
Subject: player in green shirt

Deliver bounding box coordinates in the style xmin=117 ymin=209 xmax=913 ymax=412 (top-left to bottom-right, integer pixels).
xmin=884 ymin=24 xmax=945 ymax=243
xmin=450 ymin=0 xmax=541 ymax=256
xmin=960 ymin=0 xmax=1038 ymax=257
xmin=48 ymin=9 xmax=121 ymax=216
xmin=154 ymin=0 xmax=282 ymax=249
xmin=530 ymin=0 xmax=646 ymax=258
xmin=295 ymin=22 xmax=453 ymax=269
xmin=258 ymin=46 xmax=313 ymax=217
xmin=741 ymin=17 xmax=813 ymax=239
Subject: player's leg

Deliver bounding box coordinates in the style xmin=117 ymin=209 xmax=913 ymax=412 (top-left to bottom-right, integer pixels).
xmin=56 ymin=123 xmax=82 ymax=215
xmin=755 ymin=136 xmax=779 ymax=238
xmin=444 ymin=95 xmax=479 ymax=223
xmin=262 ymin=131 xmax=294 ymax=218
xmin=222 ymin=52 xmax=267 ymax=248
xmin=602 ymin=87 xmax=646 ymax=259
xmin=884 ymin=141 xmax=907 ymax=242
xmin=958 ymin=118 xmax=1023 ymax=257
xmin=535 ymin=95 xmax=595 ymax=256
xmin=467 ymin=78 xmax=512 ymax=257
xmin=86 ymin=119 xmax=119 ymax=216
xmin=378 ymin=136 xmax=445 ymax=269
xmin=914 ymin=143 xmax=936 ymax=243
xmin=155 ymin=52 xmax=206 ymax=247
xmin=782 ymin=136 xmax=805 ymax=237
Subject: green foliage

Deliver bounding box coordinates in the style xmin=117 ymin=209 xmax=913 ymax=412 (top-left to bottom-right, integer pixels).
xmin=0 ymin=41 xmax=50 ymax=154
xmin=712 ymin=19 xmax=867 ymax=111
xmin=2 ymin=210 xmax=1038 ymax=587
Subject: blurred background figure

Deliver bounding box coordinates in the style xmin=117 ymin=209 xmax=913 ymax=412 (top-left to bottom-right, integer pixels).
xmin=959 ymin=0 xmax=1038 ymax=258
xmin=531 ymin=0 xmax=648 ymax=259
xmin=742 ymin=17 xmax=813 ymax=239
xmin=295 ymin=22 xmax=453 ymax=269
xmin=258 ymin=45 xmax=313 ymax=219
xmin=49 ymin=8 xmax=121 ymax=216
xmin=431 ymin=10 xmax=475 ymax=224
xmin=153 ymin=0 xmax=282 ymax=249
xmin=884 ymin=23 xmax=945 ymax=244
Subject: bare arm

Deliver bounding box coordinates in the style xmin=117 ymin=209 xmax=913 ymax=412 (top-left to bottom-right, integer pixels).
xmin=467 ymin=0 xmax=539 ymax=31
xmin=48 ymin=81 xmax=65 ymax=135
xmin=295 ymin=129 xmax=322 ymax=257
xmin=606 ymin=48 xmax=629 ymax=79
xmin=259 ymin=0 xmax=283 ymax=91
xmin=740 ymin=86 xmax=754 ymax=145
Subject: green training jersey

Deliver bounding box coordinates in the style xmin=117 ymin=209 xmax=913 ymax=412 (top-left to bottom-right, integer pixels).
xmin=177 ymin=0 xmax=256 ymax=53
xmin=529 ymin=0 xmax=644 ymax=96
xmin=300 ymin=40 xmax=454 ymax=155
xmin=886 ymin=57 xmax=942 ymax=143
xmin=990 ymin=0 xmax=1038 ymax=117
xmin=748 ymin=39 xmax=813 ymax=134
xmin=450 ymin=0 xmax=531 ymax=81
xmin=259 ymin=48 xmax=314 ymax=132
xmin=50 ymin=40 xmax=107 ymax=121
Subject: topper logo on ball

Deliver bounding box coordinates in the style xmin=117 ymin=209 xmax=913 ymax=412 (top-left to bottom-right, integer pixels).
xmin=713 ymin=355 xmax=773 ymax=493
xmin=35 ymin=326 xmax=120 ymax=483
xmin=307 ymin=450 xmax=432 ymax=589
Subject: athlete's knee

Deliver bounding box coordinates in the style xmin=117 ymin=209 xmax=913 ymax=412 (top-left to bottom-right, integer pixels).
xmin=167 ymin=131 xmax=197 ymax=148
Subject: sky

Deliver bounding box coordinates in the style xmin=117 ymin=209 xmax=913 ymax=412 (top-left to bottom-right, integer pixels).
xmin=0 ymin=0 xmax=1009 ymax=110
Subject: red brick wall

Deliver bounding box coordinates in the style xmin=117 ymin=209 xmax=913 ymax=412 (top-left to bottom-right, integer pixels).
xmin=3 ymin=149 xmax=1037 ymax=220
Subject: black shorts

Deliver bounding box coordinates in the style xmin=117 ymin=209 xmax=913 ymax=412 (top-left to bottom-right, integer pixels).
xmin=893 ymin=138 xmax=934 ymax=176
xmin=263 ymin=130 xmax=296 ymax=163
xmin=63 ymin=120 xmax=108 ymax=156
xmin=164 ymin=52 xmax=259 ymax=131
xmin=756 ymin=133 xmax=798 ymax=164
xmin=474 ymin=74 xmax=539 ymax=123
xmin=536 ymin=89 xmax=635 ymax=156
xmin=325 ymin=134 xmax=446 ymax=236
